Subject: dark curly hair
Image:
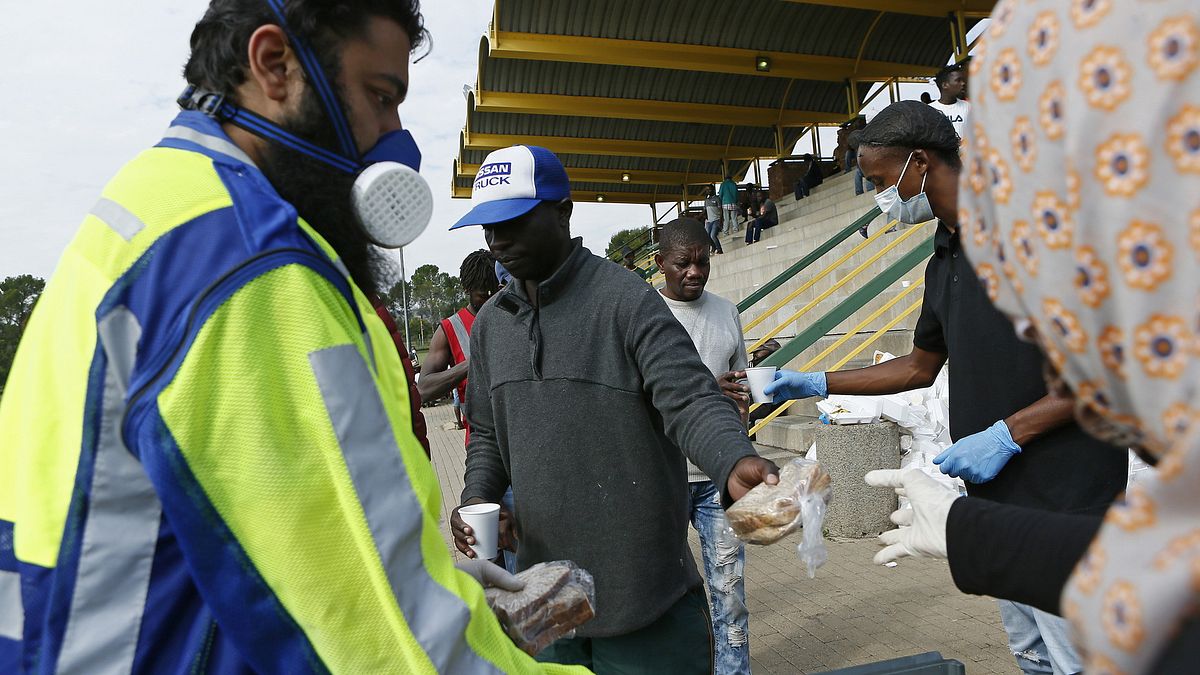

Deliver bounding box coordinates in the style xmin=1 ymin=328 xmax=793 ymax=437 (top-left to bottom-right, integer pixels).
xmin=859 ymin=100 xmax=962 ymax=170
xmin=183 ymin=0 xmax=428 ymax=100
xmin=459 ymin=249 xmax=499 ymax=294
xmin=934 ymin=62 xmax=965 ymax=89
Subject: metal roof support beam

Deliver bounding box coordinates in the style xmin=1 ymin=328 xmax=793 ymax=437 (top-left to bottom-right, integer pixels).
xmin=488 ymin=31 xmax=939 ymax=82
xmin=953 ymin=11 xmax=971 ymax=62
xmin=473 ymin=90 xmax=846 ymax=127
xmin=458 ymin=163 xmax=723 ymax=186
xmin=464 ymin=131 xmax=777 ymax=161
xmin=782 ymin=0 xmax=995 ymax=19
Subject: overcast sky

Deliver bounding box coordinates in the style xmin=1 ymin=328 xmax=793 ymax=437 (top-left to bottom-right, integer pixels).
xmin=0 ymin=1 xmax=654 ymax=284
xmin=0 ymin=2 xmax=947 ymax=284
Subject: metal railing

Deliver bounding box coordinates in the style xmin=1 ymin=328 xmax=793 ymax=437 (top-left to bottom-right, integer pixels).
xmin=759 ymin=231 xmax=933 ymax=368
xmin=737 ymin=206 xmax=883 ymax=314
xmin=606 ymin=228 xmax=654 ymax=263
xmin=745 ymin=220 xmax=932 ymax=352
xmin=749 ymin=293 xmax=926 ymax=436
xmin=746 ymin=232 xmax=936 ymax=436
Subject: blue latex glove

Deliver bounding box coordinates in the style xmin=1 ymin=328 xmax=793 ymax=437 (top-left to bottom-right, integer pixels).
xmin=932 ymin=420 xmax=1022 ymax=484
xmin=762 ymin=370 xmax=827 ymax=401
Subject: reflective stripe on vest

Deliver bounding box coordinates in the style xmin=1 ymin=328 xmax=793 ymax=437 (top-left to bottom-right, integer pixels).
xmin=57 ymin=306 xmax=162 ymax=674
xmin=90 ymin=198 xmax=147 ymax=241
xmin=308 ymin=344 xmax=499 ymax=674
xmin=161 ymin=125 xmax=257 ymax=167
xmin=445 ymin=310 xmax=472 ymax=362
xmin=0 ymin=570 xmax=20 ymax=641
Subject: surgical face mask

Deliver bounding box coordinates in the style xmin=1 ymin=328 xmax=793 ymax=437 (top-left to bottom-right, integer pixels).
xmin=177 ymin=0 xmax=432 ymax=249
xmin=873 ymin=151 xmax=935 ymax=225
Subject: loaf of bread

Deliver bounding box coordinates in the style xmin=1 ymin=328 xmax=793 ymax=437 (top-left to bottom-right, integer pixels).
xmin=726 ymin=458 xmax=832 ymax=545
xmin=485 ymin=561 xmax=596 ymax=655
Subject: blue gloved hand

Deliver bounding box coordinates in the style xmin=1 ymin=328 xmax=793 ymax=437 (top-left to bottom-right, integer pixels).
xmin=762 ymin=370 xmax=828 ymax=401
xmin=932 ymin=419 xmax=1021 ymax=484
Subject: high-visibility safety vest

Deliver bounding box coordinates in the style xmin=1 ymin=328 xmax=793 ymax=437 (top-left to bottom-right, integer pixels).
xmin=0 ymin=111 xmax=587 ymax=675
xmin=440 ymin=306 xmax=475 ymax=441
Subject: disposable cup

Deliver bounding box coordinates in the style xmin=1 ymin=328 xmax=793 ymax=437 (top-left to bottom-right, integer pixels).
xmin=459 ymin=503 xmax=500 ymax=560
xmin=745 ymin=366 xmax=778 ymax=405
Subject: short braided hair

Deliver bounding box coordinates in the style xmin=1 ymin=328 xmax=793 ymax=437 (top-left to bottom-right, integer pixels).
xmin=459 ymin=249 xmax=499 ymax=293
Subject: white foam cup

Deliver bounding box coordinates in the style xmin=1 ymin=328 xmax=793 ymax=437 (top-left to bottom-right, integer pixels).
xmin=745 ymin=366 xmax=778 ymax=405
xmin=459 ymin=503 xmax=500 ymax=560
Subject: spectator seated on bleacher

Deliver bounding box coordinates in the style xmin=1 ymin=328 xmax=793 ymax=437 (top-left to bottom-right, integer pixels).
xmin=792 ymin=154 xmax=824 ymax=200
xmin=744 ymin=189 xmax=778 ymax=245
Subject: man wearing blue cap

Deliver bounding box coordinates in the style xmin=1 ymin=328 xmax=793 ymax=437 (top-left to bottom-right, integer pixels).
xmin=449 ymin=145 xmax=779 ymax=673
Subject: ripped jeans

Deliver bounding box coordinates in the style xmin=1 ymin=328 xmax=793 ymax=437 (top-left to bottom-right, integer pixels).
xmin=689 ymin=480 xmax=750 ymax=675
xmin=998 ymin=600 xmax=1082 ymax=674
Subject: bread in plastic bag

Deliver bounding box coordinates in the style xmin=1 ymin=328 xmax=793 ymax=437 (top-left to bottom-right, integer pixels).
xmin=725 ymin=457 xmax=833 ymax=577
xmin=484 ymin=560 xmax=596 ymax=655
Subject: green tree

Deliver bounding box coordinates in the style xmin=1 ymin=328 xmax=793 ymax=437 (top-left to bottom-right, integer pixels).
xmin=606 ymin=227 xmax=652 ymax=260
xmin=407 ymin=264 xmax=466 ymax=345
xmin=0 ymin=274 xmax=47 ymax=394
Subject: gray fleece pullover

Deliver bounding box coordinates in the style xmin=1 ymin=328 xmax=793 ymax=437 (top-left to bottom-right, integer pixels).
xmin=461 ymin=239 xmax=759 ymax=638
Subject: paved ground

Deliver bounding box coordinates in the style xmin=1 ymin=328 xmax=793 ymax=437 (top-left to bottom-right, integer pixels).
xmin=425 ymin=404 xmax=1016 ymax=674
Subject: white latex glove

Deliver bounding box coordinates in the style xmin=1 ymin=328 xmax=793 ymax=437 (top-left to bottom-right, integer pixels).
xmin=456 ymin=558 xmax=525 ymax=591
xmin=864 ymin=469 xmax=961 ymax=565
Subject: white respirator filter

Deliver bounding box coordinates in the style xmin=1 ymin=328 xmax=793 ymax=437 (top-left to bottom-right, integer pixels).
xmin=351 ymin=161 xmax=434 ymax=249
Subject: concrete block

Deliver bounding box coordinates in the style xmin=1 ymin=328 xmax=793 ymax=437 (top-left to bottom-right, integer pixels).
xmin=814 ymin=421 xmax=900 ymax=538
xmin=756 ymin=416 xmax=820 ymax=452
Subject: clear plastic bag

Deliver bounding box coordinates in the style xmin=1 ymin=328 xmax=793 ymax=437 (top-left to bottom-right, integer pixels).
xmin=484 ymin=560 xmax=596 ymax=655
xmin=724 ymin=457 xmax=833 ymax=578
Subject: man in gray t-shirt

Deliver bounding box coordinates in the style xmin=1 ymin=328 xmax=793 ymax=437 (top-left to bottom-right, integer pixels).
xmin=655 ymin=218 xmax=752 ymax=675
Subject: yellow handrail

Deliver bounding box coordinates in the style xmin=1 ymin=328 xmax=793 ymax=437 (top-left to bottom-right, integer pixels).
xmin=743 ymin=218 xmax=899 ymax=334
xmin=748 ymin=296 xmax=924 ymax=437
xmin=747 ymin=276 xmax=923 ymax=414
xmin=746 ymin=220 xmax=932 ymax=353
xmin=788 ymin=277 xmax=925 ymax=374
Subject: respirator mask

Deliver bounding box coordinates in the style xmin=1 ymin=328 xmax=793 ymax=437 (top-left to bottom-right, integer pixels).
xmin=177 ymin=0 xmax=432 ymax=249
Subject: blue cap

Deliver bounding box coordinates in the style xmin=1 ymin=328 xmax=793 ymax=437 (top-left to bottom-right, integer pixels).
xmin=450 ymin=145 xmax=570 ymax=230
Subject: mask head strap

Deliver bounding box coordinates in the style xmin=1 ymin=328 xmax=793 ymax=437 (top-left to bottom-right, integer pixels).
xmin=261 ymin=0 xmax=359 ymax=162
xmin=177 ymin=85 xmax=359 ymax=173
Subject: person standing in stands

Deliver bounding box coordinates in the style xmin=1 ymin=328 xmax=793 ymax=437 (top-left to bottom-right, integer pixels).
xmin=765 ymin=101 xmax=1126 ymax=674
xmin=848 ymin=131 xmax=874 ymax=197
xmin=703 ymin=184 xmax=724 ymax=254
xmin=927 ymin=62 xmax=970 ymax=140
xmin=654 ymin=218 xmax=752 ymax=675
xmin=417 ymin=249 xmax=497 ymax=421
xmin=448 ymin=144 xmax=779 ymax=674
xmin=718 ymin=174 xmax=740 ymax=235
xmin=744 ymin=189 xmax=778 ymax=245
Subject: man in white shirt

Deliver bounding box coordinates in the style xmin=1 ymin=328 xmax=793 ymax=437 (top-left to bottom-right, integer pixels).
xmin=927 ymin=62 xmax=970 ymax=140
xmin=654 ymin=218 xmax=751 ymax=675
xmin=702 ymin=185 xmax=724 ymax=254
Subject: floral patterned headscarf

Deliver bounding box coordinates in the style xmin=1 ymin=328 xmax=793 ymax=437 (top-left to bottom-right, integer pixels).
xmin=959 ymin=1 xmax=1200 ymax=672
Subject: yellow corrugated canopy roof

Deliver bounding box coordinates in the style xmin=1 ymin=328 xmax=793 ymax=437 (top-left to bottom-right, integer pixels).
xmin=453 ymin=0 xmax=991 ymax=205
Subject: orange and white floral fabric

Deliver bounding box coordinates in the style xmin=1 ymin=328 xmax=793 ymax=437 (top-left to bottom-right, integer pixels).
xmin=960 ymin=1 xmax=1200 ymax=673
